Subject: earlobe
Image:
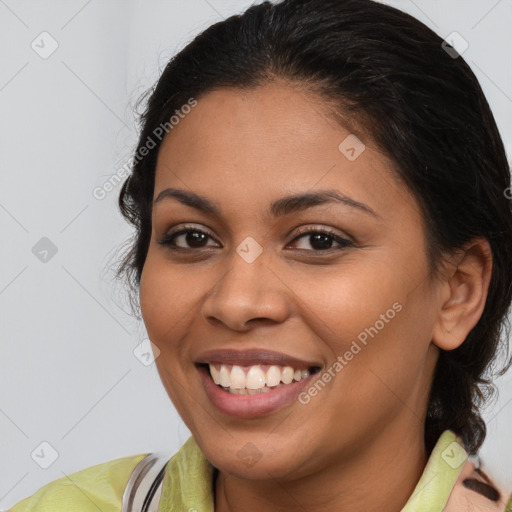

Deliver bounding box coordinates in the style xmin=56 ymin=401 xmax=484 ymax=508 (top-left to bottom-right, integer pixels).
xmin=432 ymin=237 xmax=493 ymax=351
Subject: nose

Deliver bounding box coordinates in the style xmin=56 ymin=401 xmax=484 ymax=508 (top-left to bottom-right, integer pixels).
xmin=201 ymin=247 xmax=291 ymax=332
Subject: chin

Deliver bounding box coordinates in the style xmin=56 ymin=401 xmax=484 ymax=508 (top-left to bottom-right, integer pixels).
xmin=200 ymin=435 xmax=314 ymax=482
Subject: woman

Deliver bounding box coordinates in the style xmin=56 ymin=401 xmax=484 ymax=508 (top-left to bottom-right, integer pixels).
xmin=8 ymin=0 xmax=512 ymax=510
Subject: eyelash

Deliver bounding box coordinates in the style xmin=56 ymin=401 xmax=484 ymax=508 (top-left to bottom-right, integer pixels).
xmin=157 ymin=224 xmax=354 ymax=253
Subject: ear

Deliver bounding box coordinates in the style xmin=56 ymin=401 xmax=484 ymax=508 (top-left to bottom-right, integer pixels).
xmin=432 ymin=237 xmax=493 ymax=351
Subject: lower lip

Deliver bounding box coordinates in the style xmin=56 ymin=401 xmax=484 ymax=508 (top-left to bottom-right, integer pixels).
xmin=197 ymin=365 xmax=317 ymax=418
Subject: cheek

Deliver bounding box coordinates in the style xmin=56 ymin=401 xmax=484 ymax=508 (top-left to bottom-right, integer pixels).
xmin=139 ymin=255 xmax=203 ymax=415
xmin=294 ymin=263 xmax=402 ymax=346
xmin=139 ymin=254 xmax=189 ymax=344
xmin=333 ymin=286 xmax=437 ymax=422
xmin=301 ymin=259 xmax=435 ymax=389
xmin=139 ymin=250 xmax=221 ymax=360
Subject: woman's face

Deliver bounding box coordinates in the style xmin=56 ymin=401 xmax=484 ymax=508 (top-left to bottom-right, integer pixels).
xmin=139 ymin=82 xmax=441 ymax=479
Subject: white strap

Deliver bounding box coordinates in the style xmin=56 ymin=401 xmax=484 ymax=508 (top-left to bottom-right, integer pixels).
xmin=121 ymin=452 xmax=170 ymax=512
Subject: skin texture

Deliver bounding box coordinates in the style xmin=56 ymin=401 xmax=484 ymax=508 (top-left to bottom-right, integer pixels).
xmin=139 ymin=81 xmax=492 ymax=512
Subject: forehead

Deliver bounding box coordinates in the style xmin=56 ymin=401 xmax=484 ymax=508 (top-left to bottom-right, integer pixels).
xmin=153 ymin=82 xmax=419 ymax=225
xmin=158 ymin=82 xmax=357 ymax=165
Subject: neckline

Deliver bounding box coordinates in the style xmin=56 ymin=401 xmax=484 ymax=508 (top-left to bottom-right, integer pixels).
xmin=159 ymin=430 xmax=467 ymax=511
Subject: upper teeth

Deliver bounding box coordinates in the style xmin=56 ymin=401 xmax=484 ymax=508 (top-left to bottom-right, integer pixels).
xmin=209 ymin=364 xmax=311 ymax=390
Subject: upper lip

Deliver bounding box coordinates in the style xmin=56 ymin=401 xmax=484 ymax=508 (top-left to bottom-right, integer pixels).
xmin=195 ymin=348 xmax=321 ymax=369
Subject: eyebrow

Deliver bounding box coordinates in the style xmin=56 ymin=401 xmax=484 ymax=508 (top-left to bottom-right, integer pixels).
xmin=153 ymin=187 xmax=378 ymax=218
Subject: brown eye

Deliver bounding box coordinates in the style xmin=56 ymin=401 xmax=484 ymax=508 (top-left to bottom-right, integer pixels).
xmin=289 ymin=227 xmax=354 ymax=252
xmin=158 ymin=225 xmax=220 ymax=250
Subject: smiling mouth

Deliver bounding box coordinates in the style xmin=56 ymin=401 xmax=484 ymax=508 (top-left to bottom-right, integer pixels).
xmin=199 ymin=363 xmax=321 ymax=395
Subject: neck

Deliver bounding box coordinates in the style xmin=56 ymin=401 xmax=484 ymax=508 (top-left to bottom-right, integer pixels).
xmin=214 ymin=422 xmax=429 ymax=512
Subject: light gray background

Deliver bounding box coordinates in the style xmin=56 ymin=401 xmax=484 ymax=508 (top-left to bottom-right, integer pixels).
xmin=0 ymin=0 xmax=511 ymax=509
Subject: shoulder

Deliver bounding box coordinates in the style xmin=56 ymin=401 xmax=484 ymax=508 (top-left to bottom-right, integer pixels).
xmin=7 ymin=453 xmax=148 ymax=512
xmin=445 ymin=459 xmax=512 ymax=512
